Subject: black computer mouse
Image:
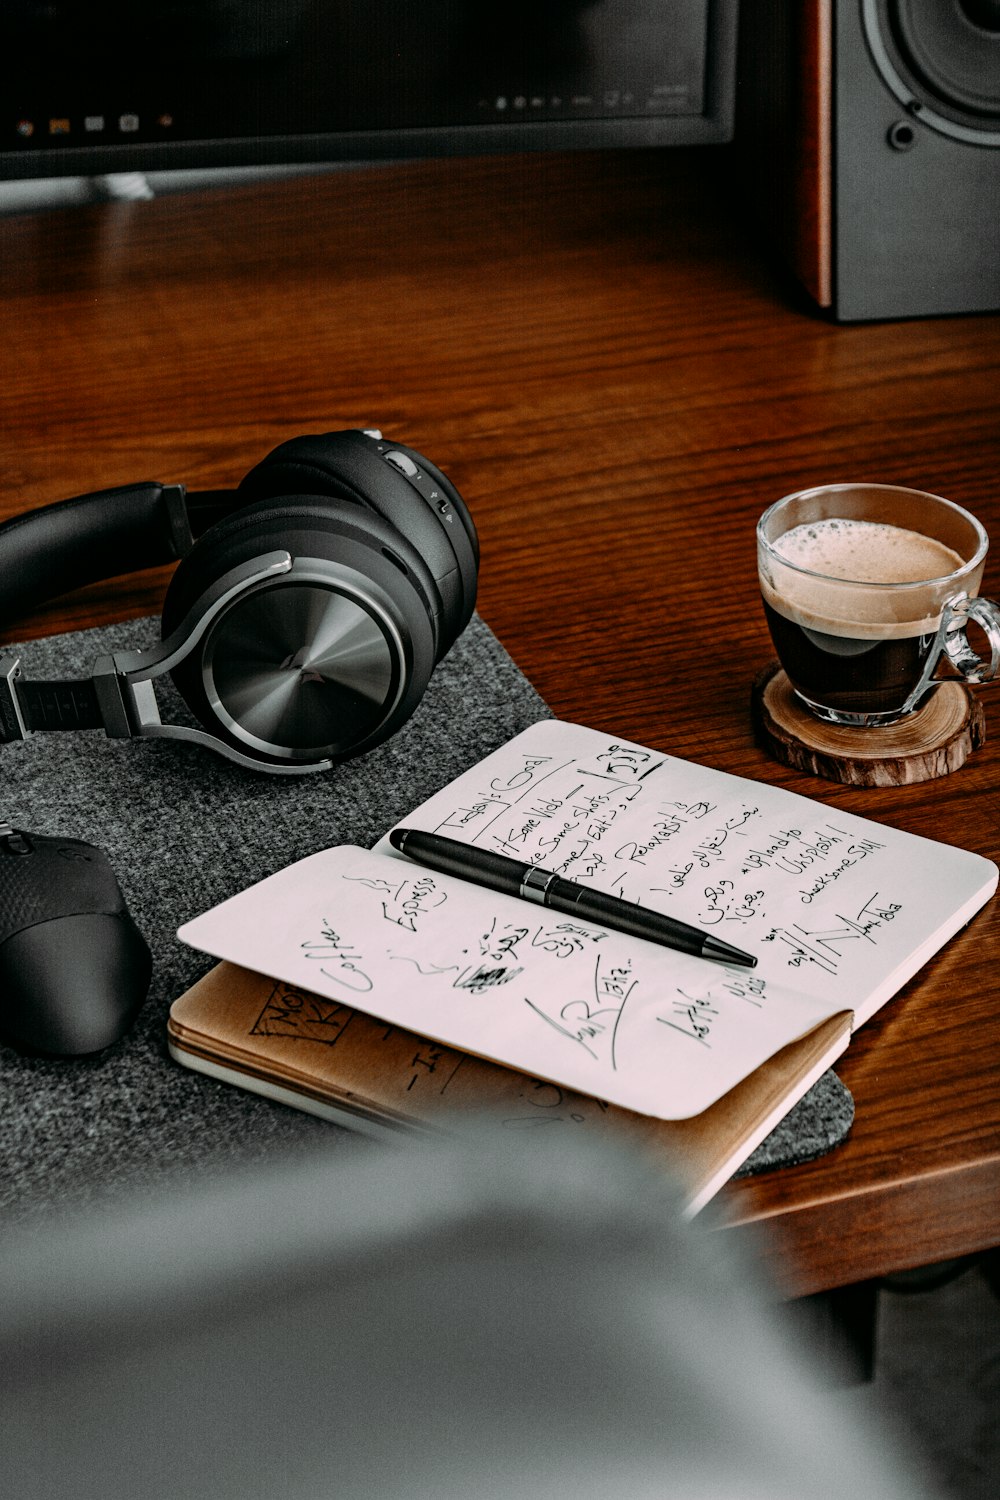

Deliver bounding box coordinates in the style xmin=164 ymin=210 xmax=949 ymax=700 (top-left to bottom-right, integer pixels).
xmin=0 ymin=825 xmax=152 ymax=1056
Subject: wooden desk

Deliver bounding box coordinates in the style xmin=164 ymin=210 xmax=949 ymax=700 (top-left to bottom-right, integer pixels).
xmin=2 ymin=149 xmax=998 ymax=1297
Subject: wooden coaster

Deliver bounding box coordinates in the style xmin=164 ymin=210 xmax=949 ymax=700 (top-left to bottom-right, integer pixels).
xmin=751 ymin=662 xmax=986 ymax=787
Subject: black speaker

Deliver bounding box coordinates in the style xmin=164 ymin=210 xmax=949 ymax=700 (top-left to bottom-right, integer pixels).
xmin=737 ymin=0 xmax=1000 ymax=321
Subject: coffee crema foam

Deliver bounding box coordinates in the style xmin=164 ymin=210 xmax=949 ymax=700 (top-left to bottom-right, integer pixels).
xmin=761 ymin=518 xmax=968 ymax=639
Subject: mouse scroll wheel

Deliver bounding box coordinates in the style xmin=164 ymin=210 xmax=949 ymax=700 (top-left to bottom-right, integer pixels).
xmin=384 ymin=450 xmax=420 ymax=479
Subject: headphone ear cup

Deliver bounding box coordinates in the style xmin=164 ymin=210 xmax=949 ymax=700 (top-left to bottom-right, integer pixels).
xmin=238 ymin=431 xmax=478 ymax=654
xmin=160 ymin=499 xmax=439 ymax=768
xmin=372 ymin=438 xmax=479 ymax=642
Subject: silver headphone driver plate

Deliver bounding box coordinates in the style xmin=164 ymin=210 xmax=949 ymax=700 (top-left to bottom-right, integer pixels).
xmin=201 ymin=572 xmax=405 ymax=760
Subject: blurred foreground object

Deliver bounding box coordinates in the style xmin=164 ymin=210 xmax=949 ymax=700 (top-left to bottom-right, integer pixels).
xmin=0 ymin=1127 xmax=933 ymax=1499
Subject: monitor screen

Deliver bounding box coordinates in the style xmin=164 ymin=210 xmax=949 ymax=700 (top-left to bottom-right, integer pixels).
xmin=0 ymin=2 xmax=737 ymax=181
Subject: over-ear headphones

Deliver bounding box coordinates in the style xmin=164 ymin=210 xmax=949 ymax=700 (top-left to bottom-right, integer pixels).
xmin=0 ymin=429 xmax=479 ymax=774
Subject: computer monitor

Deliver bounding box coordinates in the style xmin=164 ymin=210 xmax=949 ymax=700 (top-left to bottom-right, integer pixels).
xmin=0 ymin=2 xmax=738 ymax=182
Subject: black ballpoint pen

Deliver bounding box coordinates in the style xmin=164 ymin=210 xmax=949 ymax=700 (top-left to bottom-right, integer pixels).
xmin=388 ymin=828 xmax=757 ymax=969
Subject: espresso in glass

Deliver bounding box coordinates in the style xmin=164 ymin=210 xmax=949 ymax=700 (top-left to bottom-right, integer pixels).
xmin=757 ymin=485 xmax=999 ymax=727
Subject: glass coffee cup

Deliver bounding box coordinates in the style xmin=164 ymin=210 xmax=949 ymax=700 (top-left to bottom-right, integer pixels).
xmin=757 ymin=484 xmax=1000 ymax=727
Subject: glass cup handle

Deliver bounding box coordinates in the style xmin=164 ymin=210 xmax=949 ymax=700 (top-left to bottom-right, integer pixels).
xmin=941 ymin=593 xmax=1000 ymax=684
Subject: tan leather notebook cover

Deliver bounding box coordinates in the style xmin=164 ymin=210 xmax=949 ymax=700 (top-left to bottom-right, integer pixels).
xmin=168 ymin=962 xmax=851 ymax=1215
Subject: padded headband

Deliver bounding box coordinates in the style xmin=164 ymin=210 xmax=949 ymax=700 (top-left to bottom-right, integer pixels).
xmin=0 ymin=483 xmax=189 ymax=627
xmin=0 ymin=479 xmax=262 ymax=627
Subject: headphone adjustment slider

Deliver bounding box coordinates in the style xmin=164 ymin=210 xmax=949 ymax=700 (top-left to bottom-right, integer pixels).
xmin=91 ymin=656 xmax=141 ymax=739
xmin=161 ymin=483 xmax=195 ymax=558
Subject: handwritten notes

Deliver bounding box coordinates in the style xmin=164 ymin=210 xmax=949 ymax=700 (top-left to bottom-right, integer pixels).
xmin=179 ymin=843 xmax=844 ymax=1118
xmin=374 ymin=720 xmax=997 ymax=1026
xmin=177 ymin=721 xmax=996 ymax=1120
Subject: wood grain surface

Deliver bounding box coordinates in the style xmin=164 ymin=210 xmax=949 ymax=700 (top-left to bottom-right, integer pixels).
xmin=2 ymin=148 xmax=999 ymax=1295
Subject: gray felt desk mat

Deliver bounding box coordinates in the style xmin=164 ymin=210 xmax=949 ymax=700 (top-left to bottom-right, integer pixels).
xmin=0 ymin=615 xmax=852 ymax=1224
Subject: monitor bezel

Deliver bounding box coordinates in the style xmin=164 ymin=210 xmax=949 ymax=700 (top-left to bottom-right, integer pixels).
xmin=0 ymin=4 xmax=738 ymax=182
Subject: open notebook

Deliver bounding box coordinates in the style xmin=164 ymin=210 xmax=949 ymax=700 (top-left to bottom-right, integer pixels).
xmin=170 ymin=720 xmax=996 ymax=1211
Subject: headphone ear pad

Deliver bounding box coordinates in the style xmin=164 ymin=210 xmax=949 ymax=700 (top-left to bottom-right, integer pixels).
xmin=238 ymin=430 xmax=478 ymax=653
xmin=160 ymin=498 xmax=440 ymax=767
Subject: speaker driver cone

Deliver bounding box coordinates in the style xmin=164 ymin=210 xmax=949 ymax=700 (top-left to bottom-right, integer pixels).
xmin=203 ymin=581 xmax=403 ymax=759
xmin=865 ymin=0 xmax=1000 ymax=141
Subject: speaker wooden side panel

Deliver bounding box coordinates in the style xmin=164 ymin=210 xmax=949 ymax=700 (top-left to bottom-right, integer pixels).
xmin=735 ymin=0 xmax=833 ymax=307
xmin=794 ymin=1 xmax=832 ymax=308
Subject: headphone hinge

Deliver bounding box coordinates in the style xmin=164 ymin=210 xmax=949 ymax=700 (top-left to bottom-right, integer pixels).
xmin=125 ymin=678 xmax=161 ymax=734
xmin=0 ymin=657 xmax=28 ymax=743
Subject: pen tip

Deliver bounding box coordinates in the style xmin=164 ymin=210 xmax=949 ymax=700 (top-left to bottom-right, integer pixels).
xmin=388 ymin=828 xmax=406 ymax=851
xmin=702 ymin=934 xmax=757 ymax=968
